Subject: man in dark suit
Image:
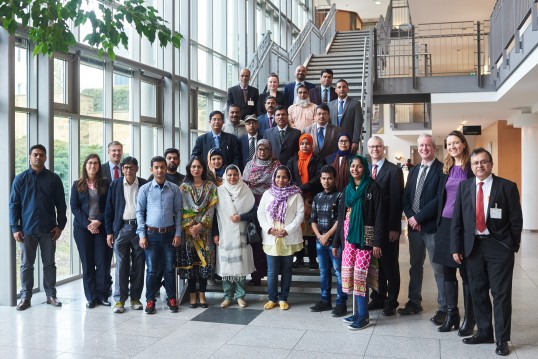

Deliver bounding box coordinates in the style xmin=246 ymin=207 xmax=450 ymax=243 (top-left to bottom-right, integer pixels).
xmin=328 ymin=79 xmax=363 ymax=153
xmin=302 ymin=104 xmax=339 ymax=159
xmin=367 ymin=136 xmax=404 ymax=316
xmin=239 ymin=115 xmax=263 ymax=170
xmin=451 ymin=148 xmax=522 ymax=356
xmin=309 ymin=69 xmax=338 ymax=105
xmin=283 ymin=65 xmax=315 ymax=106
xmin=398 ymin=134 xmax=446 ymax=324
xmin=226 ymin=68 xmax=259 ymax=119
xmin=102 ymin=141 xmax=123 ymax=180
xmin=263 ymin=105 xmax=301 ymax=166
xmin=191 ymin=110 xmax=241 ymax=167
xmin=257 ymin=96 xmax=277 ymax=135
xmin=105 ymin=156 xmax=148 ymax=313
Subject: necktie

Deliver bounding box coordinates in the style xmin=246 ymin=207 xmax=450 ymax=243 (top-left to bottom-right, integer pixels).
xmin=248 ymin=137 xmax=255 ymax=162
xmin=412 ymin=165 xmax=428 ymax=213
xmin=242 ymin=87 xmax=248 ymax=103
xmin=337 ymin=100 xmax=344 ymax=126
xmin=279 ymin=129 xmax=285 ymax=143
xmin=323 ymin=88 xmax=328 ymax=103
xmin=269 ymin=116 xmax=274 ymax=128
xmin=372 ymin=164 xmax=378 ymax=180
xmin=214 ymin=135 xmax=220 ymax=148
xmin=317 ymin=127 xmax=325 ymax=149
xmin=476 ymin=182 xmax=486 ymax=232
xmin=113 ymin=165 xmax=119 ymax=179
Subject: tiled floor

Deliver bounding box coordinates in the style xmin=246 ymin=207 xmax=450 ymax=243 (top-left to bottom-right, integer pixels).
xmin=2 ymin=232 xmax=538 ymax=358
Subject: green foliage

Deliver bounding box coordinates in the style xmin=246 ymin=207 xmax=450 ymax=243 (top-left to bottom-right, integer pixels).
xmin=80 ymin=85 xmax=128 ymax=113
xmin=0 ymin=0 xmax=182 ymax=59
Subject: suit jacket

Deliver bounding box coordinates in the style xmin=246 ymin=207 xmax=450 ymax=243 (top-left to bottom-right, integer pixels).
xmin=263 ymin=126 xmax=301 ymax=166
xmin=402 ymin=158 xmax=443 ymax=233
xmin=191 ymin=131 xmax=241 ymax=167
xmin=105 ymin=176 xmax=148 ymax=237
xmin=257 ymin=113 xmax=276 ymax=135
xmin=328 ymin=97 xmax=364 ymax=145
xmin=239 ymin=132 xmax=263 ymax=170
xmin=283 ymin=81 xmax=315 ymax=106
xmin=373 ymin=160 xmax=404 ymax=235
xmin=102 ymin=161 xmax=121 ymax=180
xmin=287 ymin=154 xmax=326 ymax=195
xmin=302 ymin=123 xmax=339 ymax=160
xmin=450 ymin=175 xmax=523 ymax=257
xmin=227 ymin=84 xmax=260 ymax=118
xmin=257 ymin=91 xmax=287 ymax=115
xmin=309 ymin=86 xmax=337 ymax=105
xmin=70 ymin=179 xmax=110 ymax=230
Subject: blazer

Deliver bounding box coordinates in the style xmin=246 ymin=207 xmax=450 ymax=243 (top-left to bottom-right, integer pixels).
xmin=257 ymin=192 xmax=305 ymax=246
xmin=450 ymin=175 xmax=523 ymax=257
xmin=239 ymin=132 xmax=263 ymax=170
xmin=333 ymin=180 xmax=386 ymax=249
xmin=263 ymin=126 xmax=301 ymax=166
xmin=101 ymin=161 xmax=120 ymax=180
xmin=283 ymin=81 xmax=315 ymax=106
xmin=70 ymin=179 xmax=110 ymax=230
xmin=257 ymin=91 xmax=287 ymax=115
xmin=373 ymin=160 xmax=404 ymax=234
xmin=191 ymin=131 xmax=241 ymax=167
xmin=436 ymin=163 xmax=474 ymax=226
xmin=309 ymin=86 xmax=337 ymax=105
xmin=227 ymin=84 xmax=260 ymax=118
xmin=257 ymin=113 xmax=275 ymax=136
xmin=328 ymin=97 xmax=364 ymax=145
xmin=287 ymin=154 xmax=326 ymax=195
xmin=402 ymin=158 xmax=443 ymax=233
xmin=104 ymin=176 xmax=148 ymax=237
xmin=302 ymin=123 xmax=339 ymax=160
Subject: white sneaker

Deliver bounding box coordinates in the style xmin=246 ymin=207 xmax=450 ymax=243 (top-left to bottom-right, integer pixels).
xmin=220 ymin=299 xmax=232 ymax=308
xmin=237 ymin=298 xmax=247 ymax=308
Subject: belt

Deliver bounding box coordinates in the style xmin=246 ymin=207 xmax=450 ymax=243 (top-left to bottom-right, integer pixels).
xmin=475 ymin=235 xmax=491 ymax=240
xmin=123 ymin=219 xmax=137 ymax=225
xmin=146 ymin=225 xmax=175 ymax=233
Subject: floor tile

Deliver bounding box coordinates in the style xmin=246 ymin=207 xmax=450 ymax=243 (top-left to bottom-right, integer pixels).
xmin=365 ymin=335 xmax=440 ymax=358
xmin=227 ymin=325 xmax=305 ymax=349
xmin=294 ymin=329 xmax=371 ymax=356
xmin=0 ymin=346 xmax=61 ymax=359
xmin=210 ymin=344 xmax=290 ymax=358
xmin=67 ymin=332 xmax=160 ymax=358
xmin=191 ymin=306 xmax=263 ymax=325
xmin=288 ymin=350 xmax=362 ymax=359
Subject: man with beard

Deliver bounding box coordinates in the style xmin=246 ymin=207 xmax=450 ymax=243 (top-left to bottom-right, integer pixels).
xmin=148 ymin=148 xmax=184 ymax=185
xmin=288 ymin=85 xmax=317 ymax=131
xmin=284 ymin=65 xmax=315 ymax=105
xmin=257 ymin=96 xmax=277 ymax=134
xmin=223 ymin=104 xmax=247 ymax=139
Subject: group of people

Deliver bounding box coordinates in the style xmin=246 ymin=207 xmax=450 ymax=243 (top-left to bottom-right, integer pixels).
xmin=9 ymin=67 xmax=522 ymax=357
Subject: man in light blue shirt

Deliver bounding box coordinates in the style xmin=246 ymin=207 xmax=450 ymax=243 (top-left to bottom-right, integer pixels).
xmin=137 ymin=156 xmax=182 ymax=314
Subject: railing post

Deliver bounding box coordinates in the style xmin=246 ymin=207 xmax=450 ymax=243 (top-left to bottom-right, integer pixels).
xmin=412 ymin=25 xmax=417 ymax=89
xmin=477 ymin=21 xmax=482 ymax=88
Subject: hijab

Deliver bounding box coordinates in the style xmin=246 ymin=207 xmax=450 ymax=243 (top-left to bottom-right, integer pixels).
xmin=297 ymin=133 xmax=313 ymax=185
xmin=208 ymin=147 xmax=225 ymax=178
xmin=267 ymin=166 xmax=301 ymax=223
xmin=219 ymin=165 xmax=255 ymax=215
xmin=243 ymin=139 xmax=281 ymax=196
xmin=344 ymin=155 xmax=372 ymax=246
xmin=331 ymin=133 xmax=353 ymax=192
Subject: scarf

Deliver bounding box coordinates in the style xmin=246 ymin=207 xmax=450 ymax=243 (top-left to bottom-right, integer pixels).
xmin=344 ymin=155 xmax=372 ymax=246
xmin=331 ymin=133 xmax=352 ymax=192
xmin=297 ymin=133 xmax=313 ymax=185
xmin=220 ymin=165 xmax=255 ymax=210
xmin=208 ymin=147 xmax=225 ymax=180
xmin=243 ymin=139 xmax=281 ymax=197
xmin=267 ymin=167 xmax=301 ymax=223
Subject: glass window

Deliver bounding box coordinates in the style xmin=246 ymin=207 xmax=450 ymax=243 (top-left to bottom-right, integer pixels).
xmin=112 ymin=123 xmax=132 ymax=157
xmin=54 ymin=58 xmax=67 ymax=104
xmin=80 ymin=120 xmax=104 ymax=166
xmin=197 ymin=47 xmax=208 ymax=84
xmin=227 ymin=0 xmax=238 ymax=60
xmin=212 ymin=0 xmax=225 ymax=54
xmin=140 ymin=81 xmax=157 ymax=118
xmin=15 ymin=112 xmax=28 ymax=291
xmin=15 ymin=46 xmax=28 ymax=107
xmin=80 ymin=61 xmax=104 ymax=117
xmin=140 ymin=126 xmax=158 ymax=179
xmin=113 ymin=72 xmax=131 ymax=121
xmin=79 ymin=0 xmax=103 ymax=44
xmin=213 ymin=56 xmax=225 ymax=90
xmin=196 ymin=0 xmax=209 ymax=46
xmin=197 ymin=93 xmax=209 ymax=132
xmin=53 ymin=117 xmax=72 ymax=280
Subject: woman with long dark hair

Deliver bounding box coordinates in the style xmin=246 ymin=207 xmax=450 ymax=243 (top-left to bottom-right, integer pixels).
xmin=71 ymin=154 xmax=111 ymax=308
xmin=329 ymin=133 xmax=353 ymax=192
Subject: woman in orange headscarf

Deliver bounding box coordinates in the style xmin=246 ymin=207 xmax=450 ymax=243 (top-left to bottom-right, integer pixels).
xmin=287 ymin=134 xmax=327 ymax=269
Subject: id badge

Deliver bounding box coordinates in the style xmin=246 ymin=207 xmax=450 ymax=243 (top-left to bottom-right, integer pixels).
xmin=248 ymin=100 xmax=254 ymax=106
xmin=490 ymin=204 xmax=502 ymax=219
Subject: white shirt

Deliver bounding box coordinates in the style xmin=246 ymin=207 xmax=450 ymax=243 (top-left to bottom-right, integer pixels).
xmin=475 ymin=174 xmax=493 ymax=235
xmin=248 ymin=134 xmax=258 ymax=148
xmin=123 ymin=177 xmax=140 ymax=220
xmin=371 ymin=158 xmax=385 ymax=175
xmin=415 ymin=159 xmax=435 ymax=191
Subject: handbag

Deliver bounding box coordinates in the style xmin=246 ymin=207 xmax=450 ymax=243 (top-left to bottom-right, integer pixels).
xmin=246 ymin=221 xmax=261 ymax=244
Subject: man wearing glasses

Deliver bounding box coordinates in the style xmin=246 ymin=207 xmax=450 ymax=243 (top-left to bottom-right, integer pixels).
xmin=451 ymin=148 xmax=522 ymax=356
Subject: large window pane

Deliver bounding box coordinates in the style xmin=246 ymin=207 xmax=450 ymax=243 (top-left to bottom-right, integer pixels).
xmin=140 ymin=126 xmax=158 ymax=179
xmin=15 ymin=113 xmax=28 ymax=292
xmin=197 ymin=93 xmax=209 ymax=132
xmin=113 ymin=73 xmax=131 ymax=121
xmin=197 ymin=47 xmax=208 ymax=84
xmin=196 ymin=0 xmax=209 ymax=46
xmin=80 ymin=120 xmax=104 ymax=166
xmin=54 ymin=59 xmax=67 ymax=104
xmin=112 ymin=123 xmax=132 ymax=157
xmin=15 ymin=46 xmax=28 ymax=107
xmin=80 ymin=62 xmax=104 ymax=117
xmin=141 ymin=82 xmax=157 ymax=118
xmin=227 ymin=0 xmax=238 ymax=60
xmin=53 ymin=117 xmax=72 ymax=280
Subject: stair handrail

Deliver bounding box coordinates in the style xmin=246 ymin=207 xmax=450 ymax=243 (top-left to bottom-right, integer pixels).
xmin=246 ymin=31 xmax=274 ymax=82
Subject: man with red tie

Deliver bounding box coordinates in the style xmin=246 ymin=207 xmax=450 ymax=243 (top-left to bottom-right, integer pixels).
xmin=102 ymin=141 xmax=124 ymax=180
xmin=451 ymin=148 xmax=522 ymax=356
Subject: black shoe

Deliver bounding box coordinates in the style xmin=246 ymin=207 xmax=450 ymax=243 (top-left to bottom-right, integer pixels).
xmin=462 ymin=335 xmax=495 ymax=345
xmin=310 ymin=300 xmax=332 ymax=312
xmin=495 ymin=341 xmax=509 ymax=356
xmin=382 ymin=302 xmax=395 ymax=316
xmin=98 ymin=299 xmax=111 ymax=306
xmin=86 ymin=300 xmax=96 ymax=309
xmin=331 ymin=304 xmax=348 ymax=317
xmin=368 ymin=299 xmax=385 ymax=311
xmin=46 ymin=296 xmax=62 ymax=307
xmin=309 ymin=262 xmax=319 ymax=269
xmin=430 ymin=310 xmax=447 ymax=325
xmin=200 ymin=302 xmax=208 ymax=308
xmin=16 ymin=299 xmax=31 ymax=311
xmin=397 ymin=302 xmax=423 ymax=315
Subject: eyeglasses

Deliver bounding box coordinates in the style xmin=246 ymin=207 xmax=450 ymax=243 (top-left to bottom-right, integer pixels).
xmin=471 ymin=160 xmax=491 ymax=166
xmin=368 ymin=145 xmax=383 ymax=149
xmin=257 ymin=147 xmax=269 ymax=152
xmin=338 ymin=140 xmax=349 ymax=144
xmin=122 ymin=165 xmax=137 ymax=171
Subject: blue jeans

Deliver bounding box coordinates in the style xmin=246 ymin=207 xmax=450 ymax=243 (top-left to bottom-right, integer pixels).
xmin=144 ymin=231 xmax=176 ymax=301
xmin=316 ymin=241 xmax=347 ymax=305
xmin=266 ymin=254 xmax=293 ymax=302
xmin=356 ymin=286 xmax=369 ymax=319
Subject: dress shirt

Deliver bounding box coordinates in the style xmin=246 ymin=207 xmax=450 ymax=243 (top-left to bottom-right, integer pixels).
xmin=108 ymin=162 xmax=121 ymax=179
xmin=122 ymin=177 xmax=139 ymax=220
xmin=136 ymin=180 xmax=182 ymax=238
xmin=9 ymin=167 xmax=67 ymax=234
xmin=371 ymin=158 xmax=385 ymax=173
xmin=415 ymin=159 xmax=435 ymax=191
xmin=248 ymin=134 xmax=259 ymax=147
xmin=212 ymin=131 xmax=221 ymax=147
xmin=321 ymin=86 xmax=330 ymax=101
xmin=475 ymin=174 xmax=493 ymax=235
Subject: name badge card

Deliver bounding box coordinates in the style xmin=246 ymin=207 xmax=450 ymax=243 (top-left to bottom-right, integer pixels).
xmin=490 ymin=204 xmax=502 ymax=219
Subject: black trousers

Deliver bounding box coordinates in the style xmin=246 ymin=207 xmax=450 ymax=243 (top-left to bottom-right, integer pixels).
xmin=371 ymin=238 xmax=400 ymax=305
xmin=466 ymin=237 xmax=514 ymax=341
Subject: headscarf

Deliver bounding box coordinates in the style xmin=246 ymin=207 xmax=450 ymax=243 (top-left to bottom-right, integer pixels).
xmin=331 ymin=133 xmax=352 ymax=192
xmin=220 ymin=165 xmax=255 ymax=212
xmin=208 ymin=147 xmax=225 ymax=178
xmin=297 ymin=133 xmax=313 ymax=185
xmin=344 ymin=155 xmax=372 ymax=246
xmin=243 ymin=139 xmax=281 ymax=197
xmin=267 ymin=166 xmax=301 ymax=223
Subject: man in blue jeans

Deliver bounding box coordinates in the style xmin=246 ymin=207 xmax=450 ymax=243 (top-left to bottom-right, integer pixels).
xmin=309 ymin=165 xmax=347 ymax=316
xmin=136 ymin=156 xmax=182 ymax=314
